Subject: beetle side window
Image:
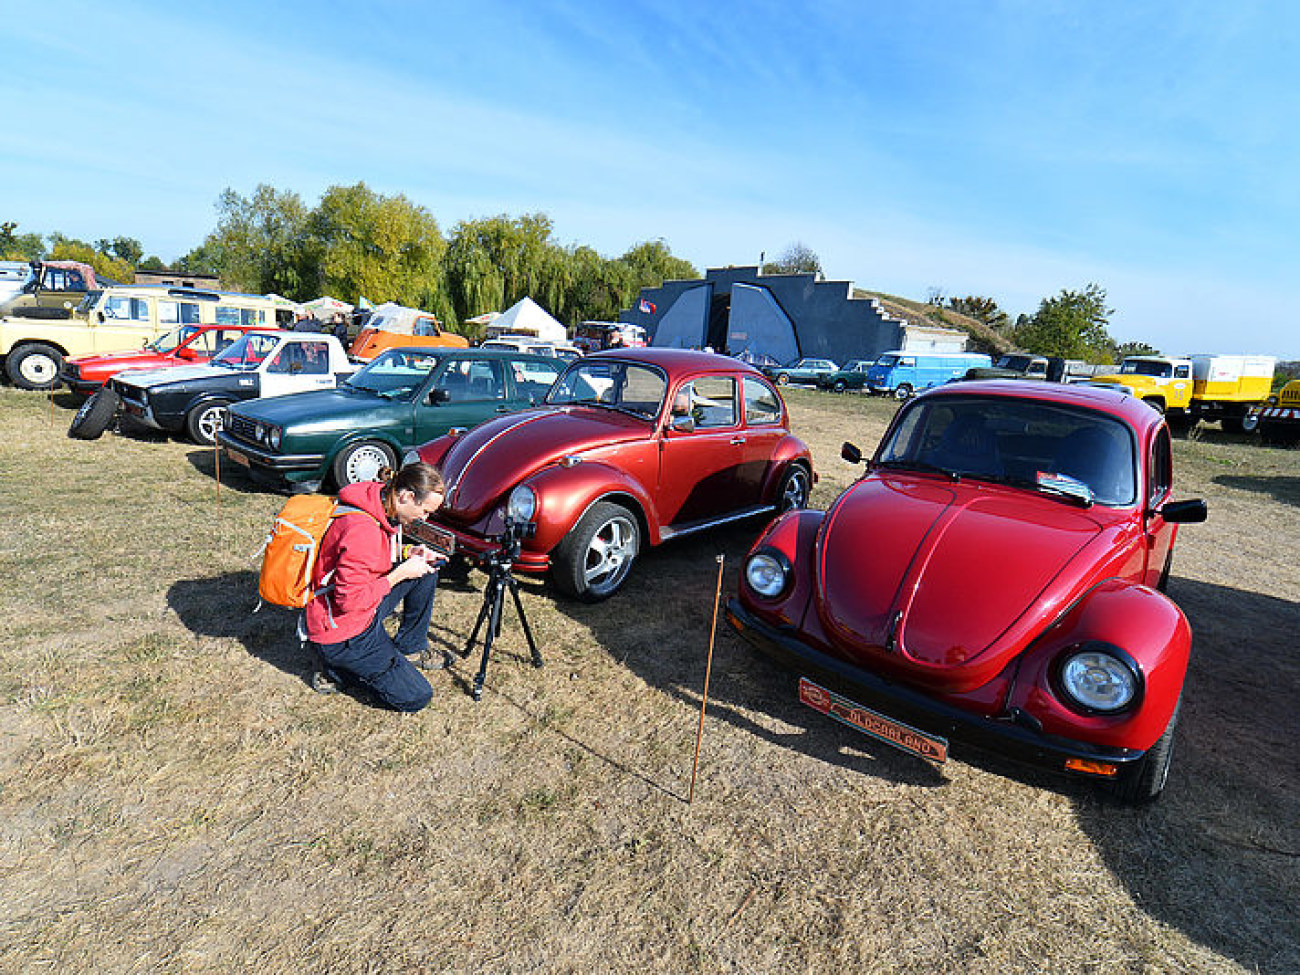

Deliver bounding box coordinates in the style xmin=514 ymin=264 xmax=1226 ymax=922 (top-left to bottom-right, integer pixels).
xmin=743 ymin=377 xmax=782 ymax=425
xmin=681 ymin=377 xmax=737 ymax=428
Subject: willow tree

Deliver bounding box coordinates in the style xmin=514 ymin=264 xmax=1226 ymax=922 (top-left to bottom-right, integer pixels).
xmin=310 ymin=183 xmax=447 ymax=310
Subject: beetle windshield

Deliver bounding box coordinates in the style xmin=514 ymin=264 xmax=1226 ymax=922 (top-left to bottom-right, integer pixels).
xmin=546 ymin=360 xmax=667 ymax=419
xmin=211 ymin=333 xmax=281 ymax=371
xmin=345 ymin=349 xmax=443 ymax=400
xmin=878 ymin=395 xmax=1138 ymax=506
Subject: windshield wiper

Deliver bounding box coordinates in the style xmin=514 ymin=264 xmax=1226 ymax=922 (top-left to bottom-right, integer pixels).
xmin=876 ymin=459 xmax=961 ymax=481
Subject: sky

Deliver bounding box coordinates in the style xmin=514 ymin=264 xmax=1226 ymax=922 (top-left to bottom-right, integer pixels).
xmin=4 ymin=0 xmax=1297 ymax=358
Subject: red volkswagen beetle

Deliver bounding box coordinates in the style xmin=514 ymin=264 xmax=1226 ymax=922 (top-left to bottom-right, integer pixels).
xmin=727 ymin=380 xmax=1207 ymax=802
xmin=409 ymin=348 xmax=814 ymax=601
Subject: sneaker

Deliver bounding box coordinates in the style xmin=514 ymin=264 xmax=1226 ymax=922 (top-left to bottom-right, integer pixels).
xmin=310 ymin=670 xmax=341 ymax=695
xmin=417 ymin=649 xmax=453 ymax=671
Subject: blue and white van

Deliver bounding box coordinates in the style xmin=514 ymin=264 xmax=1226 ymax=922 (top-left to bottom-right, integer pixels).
xmin=865 ymin=351 xmax=992 ymax=399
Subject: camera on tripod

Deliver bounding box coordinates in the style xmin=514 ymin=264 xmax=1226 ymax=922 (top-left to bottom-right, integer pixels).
xmin=438 ymin=514 xmax=543 ymax=702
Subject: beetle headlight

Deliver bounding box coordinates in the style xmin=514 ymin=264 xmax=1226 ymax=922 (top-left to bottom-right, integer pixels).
xmin=1057 ymin=644 xmax=1141 ymax=714
xmin=744 ymin=549 xmax=790 ymax=599
xmin=506 ymin=484 xmax=537 ymax=524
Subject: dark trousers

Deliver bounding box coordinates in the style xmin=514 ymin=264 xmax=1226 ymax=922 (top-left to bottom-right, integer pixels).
xmin=315 ymin=573 xmax=437 ymax=712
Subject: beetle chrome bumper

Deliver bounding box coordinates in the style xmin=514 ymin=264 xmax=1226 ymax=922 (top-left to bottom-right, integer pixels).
xmin=725 ymin=598 xmax=1144 ymax=774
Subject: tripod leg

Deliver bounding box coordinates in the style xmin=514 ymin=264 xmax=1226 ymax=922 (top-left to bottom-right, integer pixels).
xmin=473 ymin=575 xmax=506 ymax=702
xmin=463 ymin=580 xmax=494 ymax=659
xmin=506 ymin=575 xmax=544 ymax=669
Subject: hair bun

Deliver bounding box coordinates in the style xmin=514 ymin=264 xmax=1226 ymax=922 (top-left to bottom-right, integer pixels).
xmin=377 ymin=465 xmax=396 ymax=484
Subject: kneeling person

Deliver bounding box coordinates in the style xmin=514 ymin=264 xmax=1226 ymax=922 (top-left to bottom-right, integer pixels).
xmin=305 ymin=463 xmax=447 ymax=711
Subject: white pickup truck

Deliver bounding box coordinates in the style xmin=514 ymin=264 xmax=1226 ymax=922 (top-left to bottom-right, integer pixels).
xmin=74 ymin=331 xmax=358 ymax=444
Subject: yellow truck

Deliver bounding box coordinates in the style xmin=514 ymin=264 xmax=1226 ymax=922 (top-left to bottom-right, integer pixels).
xmin=1 ymin=285 xmax=297 ymax=389
xmin=1092 ymin=354 xmax=1275 ymax=432
xmin=1254 ymin=379 xmax=1300 ymax=446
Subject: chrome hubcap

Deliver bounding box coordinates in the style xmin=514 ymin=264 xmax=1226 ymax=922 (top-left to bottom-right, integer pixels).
xmin=583 ymin=516 xmax=636 ymax=589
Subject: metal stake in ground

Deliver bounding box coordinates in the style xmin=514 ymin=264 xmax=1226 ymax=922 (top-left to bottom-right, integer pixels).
xmin=689 ymin=554 xmax=725 ymax=804
xmin=213 ymin=414 xmax=222 ymax=509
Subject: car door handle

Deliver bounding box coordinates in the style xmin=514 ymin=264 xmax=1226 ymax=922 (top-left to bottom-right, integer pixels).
xmin=730 ymin=436 xmax=746 ymax=445
xmin=495 ymin=405 xmax=511 ymax=412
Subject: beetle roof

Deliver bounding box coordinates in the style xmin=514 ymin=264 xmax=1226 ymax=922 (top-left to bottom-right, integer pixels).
xmin=920 ymin=379 xmax=1164 ymax=432
xmin=584 ymin=347 xmax=763 ymax=378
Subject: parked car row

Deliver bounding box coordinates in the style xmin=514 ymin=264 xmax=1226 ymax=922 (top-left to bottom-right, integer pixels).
xmin=35 ymin=326 xmax=1214 ymax=803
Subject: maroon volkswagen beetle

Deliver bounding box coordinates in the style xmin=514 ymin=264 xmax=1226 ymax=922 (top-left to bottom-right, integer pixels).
xmin=409 ymin=348 xmax=814 ymax=601
xmin=727 ymin=380 xmax=1207 ymax=802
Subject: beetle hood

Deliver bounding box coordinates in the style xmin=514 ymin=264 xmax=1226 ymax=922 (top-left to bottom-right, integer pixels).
xmin=440 ymin=407 xmax=651 ymax=522
xmin=816 ymin=475 xmax=1108 ymax=691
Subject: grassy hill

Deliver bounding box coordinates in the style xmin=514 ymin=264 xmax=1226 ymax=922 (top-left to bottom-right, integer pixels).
xmin=856 ymin=289 xmax=1018 ymax=358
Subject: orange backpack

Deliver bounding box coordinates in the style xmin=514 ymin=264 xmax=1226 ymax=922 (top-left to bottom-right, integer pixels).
xmin=256 ymin=495 xmax=373 ymax=609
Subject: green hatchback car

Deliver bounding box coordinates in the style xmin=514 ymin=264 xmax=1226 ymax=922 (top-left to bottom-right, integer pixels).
xmin=217 ymin=346 xmax=564 ymax=492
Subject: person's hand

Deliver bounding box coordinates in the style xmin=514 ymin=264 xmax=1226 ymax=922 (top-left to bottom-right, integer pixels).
xmin=391 ymin=555 xmax=434 ymax=584
xmin=410 ymin=544 xmax=449 ymax=569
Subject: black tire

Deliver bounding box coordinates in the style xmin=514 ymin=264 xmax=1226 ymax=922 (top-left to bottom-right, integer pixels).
xmin=777 ymin=464 xmax=811 ymax=512
xmin=1112 ymin=700 xmax=1180 ymax=804
xmin=67 ymin=387 xmax=120 ymax=440
xmin=893 ymin=383 xmax=913 ymax=400
xmin=6 ymin=343 xmax=64 ymax=390
xmin=833 ymin=380 xmax=847 ymax=393
xmin=185 ymin=400 xmax=230 ymax=446
xmin=552 ymin=501 xmax=640 ymax=602
xmin=775 ymin=373 xmax=790 ymax=385
xmin=1220 ymin=416 xmax=1244 ymax=435
xmin=332 ymin=439 xmax=397 ymax=487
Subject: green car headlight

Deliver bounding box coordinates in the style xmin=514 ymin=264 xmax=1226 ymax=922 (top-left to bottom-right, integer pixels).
xmin=267 ymin=426 xmax=281 ymax=451
xmin=1057 ymin=644 xmax=1141 ymax=714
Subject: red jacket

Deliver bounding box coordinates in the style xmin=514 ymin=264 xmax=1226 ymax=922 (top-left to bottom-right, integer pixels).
xmin=303 ymin=481 xmax=400 ymax=644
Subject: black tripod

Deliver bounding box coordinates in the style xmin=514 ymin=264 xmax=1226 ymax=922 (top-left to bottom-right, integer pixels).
xmin=459 ymin=520 xmax=543 ymax=701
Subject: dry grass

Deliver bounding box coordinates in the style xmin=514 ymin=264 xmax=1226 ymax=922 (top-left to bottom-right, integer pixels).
xmin=0 ymin=386 xmax=1296 ymax=974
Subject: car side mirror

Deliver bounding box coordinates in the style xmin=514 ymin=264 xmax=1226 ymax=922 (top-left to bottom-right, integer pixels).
xmin=176 ymin=347 xmax=198 ymax=361
xmin=670 ymin=414 xmax=696 ymax=433
xmin=98 ymin=311 xmax=105 ymax=323
xmin=841 ymin=441 xmax=863 ymax=464
xmin=429 ymin=387 xmax=450 ymax=405
xmin=1157 ymin=498 xmax=1208 ymax=524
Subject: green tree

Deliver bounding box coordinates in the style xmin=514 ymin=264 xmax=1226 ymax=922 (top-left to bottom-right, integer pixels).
xmin=1 ymin=221 xmax=46 ymax=260
xmin=761 ymin=242 xmax=822 ymax=276
xmin=948 ymin=295 xmax=1010 ymax=330
xmin=310 ymin=182 xmax=447 ymax=311
xmin=202 ymin=185 xmax=315 ymax=298
xmin=1015 ymin=284 xmax=1116 ymax=360
xmin=48 ymin=235 xmax=133 ymax=283
xmin=443 ymin=213 xmax=563 ymax=325
xmin=617 ymin=239 xmax=696 ymax=292
xmin=138 ymin=255 xmax=168 ymax=272
xmin=1115 ymin=340 xmax=1161 ymax=358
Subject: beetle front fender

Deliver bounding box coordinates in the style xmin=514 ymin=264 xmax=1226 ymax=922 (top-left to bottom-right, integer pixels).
xmin=1011 ymin=578 xmax=1191 ymax=751
xmin=523 ymin=462 xmax=657 ymax=552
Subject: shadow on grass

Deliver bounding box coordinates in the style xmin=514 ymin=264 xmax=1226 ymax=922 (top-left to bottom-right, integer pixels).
xmin=1212 ymin=473 xmax=1300 ymax=507
xmin=1073 ymin=576 xmax=1300 ymax=972
xmin=565 ymin=521 xmax=947 ymax=793
xmin=184 ymin=448 xmax=275 ymax=495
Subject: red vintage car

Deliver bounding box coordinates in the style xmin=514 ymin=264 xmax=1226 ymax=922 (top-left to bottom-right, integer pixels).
xmin=409 ymin=348 xmax=814 ymax=601
xmin=727 ymin=380 xmax=1207 ymax=802
xmin=59 ymin=323 xmax=271 ymax=396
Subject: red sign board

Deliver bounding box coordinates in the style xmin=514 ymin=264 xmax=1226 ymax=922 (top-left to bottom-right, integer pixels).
xmin=799 ymin=678 xmax=948 ymax=763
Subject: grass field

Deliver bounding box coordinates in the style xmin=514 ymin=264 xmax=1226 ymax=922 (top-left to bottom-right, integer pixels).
xmin=1 ymin=385 xmax=1297 ymax=973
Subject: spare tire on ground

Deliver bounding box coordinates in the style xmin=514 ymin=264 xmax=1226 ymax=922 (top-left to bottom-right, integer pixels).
xmin=67 ymin=387 xmax=120 ymax=440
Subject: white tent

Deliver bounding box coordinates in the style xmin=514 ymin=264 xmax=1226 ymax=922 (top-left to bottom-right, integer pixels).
xmin=483 ymin=297 xmax=566 ymax=343
xmin=302 ymin=295 xmax=353 ymax=318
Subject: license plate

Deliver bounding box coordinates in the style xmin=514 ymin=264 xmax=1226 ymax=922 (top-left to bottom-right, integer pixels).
xmin=225 ymin=448 xmax=250 ymax=467
xmin=799 ymin=678 xmax=948 ymax=763
xmin=407 ymin=519 xmax=457 ymax=557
